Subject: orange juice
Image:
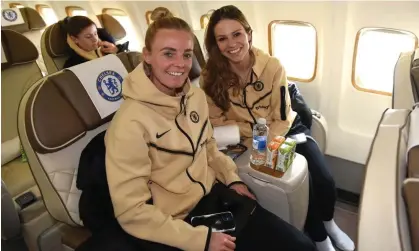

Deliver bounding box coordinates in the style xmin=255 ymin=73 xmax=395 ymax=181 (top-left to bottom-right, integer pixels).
xmin=266 ymin=141 xmax=281 ymax=169
xmin=272 ymin=136 xmax=285 ymax=145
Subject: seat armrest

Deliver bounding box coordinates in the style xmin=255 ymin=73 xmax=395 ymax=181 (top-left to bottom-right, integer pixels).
xmin=311 ymin=109 xmax=328 ymax=153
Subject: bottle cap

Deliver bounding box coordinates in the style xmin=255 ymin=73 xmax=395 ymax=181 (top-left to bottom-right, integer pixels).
xmin=257 ymin=118 xmax=267 ymax=125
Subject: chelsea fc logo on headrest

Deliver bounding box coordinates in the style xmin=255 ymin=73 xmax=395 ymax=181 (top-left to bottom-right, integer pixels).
xmin=2 ymin=9 xmax=18 ymax=22
xmin=96 ymin=70 xmax=123 ymax=102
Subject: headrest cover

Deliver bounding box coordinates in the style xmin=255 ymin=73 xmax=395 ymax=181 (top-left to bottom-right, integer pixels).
xmin=1 ymin=8 xmax=27 ymax=32
xmin=1 ymin=29 xmax=38 ymax=68
xmin=96 ymin=14 xmax=126 ymax=41
xmin=45 ymin=22 xmax=69 ymax=58
xmin=1 ymin=7 xmax=46 ymax=33
xmin=26 ymin=54 xmax=131 ymax=153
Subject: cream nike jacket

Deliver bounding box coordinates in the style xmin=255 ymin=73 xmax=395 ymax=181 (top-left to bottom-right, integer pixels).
xmin=202 ymin=47 xmax=297 ymax=141
xmin=105 ymin=63 xmax=242 ymax=251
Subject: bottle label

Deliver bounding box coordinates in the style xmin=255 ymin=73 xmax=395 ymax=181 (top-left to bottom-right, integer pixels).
xmin=252 ymin=136 xmax=267 ymax=151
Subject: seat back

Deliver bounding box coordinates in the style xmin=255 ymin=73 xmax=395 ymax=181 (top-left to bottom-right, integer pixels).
xmin=17 ymin=52 xmax=141 ymax=226
xmin=1 ymin=29 xmax=43 ymax=164
xmin=358 ymin=105 xmax=419 ymax=251
xmin=393 ymin=49 xmax=419 ymax=109
xmin=96 ymin=14 xmax=126 ymax=42
xmin=1 ymin=7 xmax=47 ymax=75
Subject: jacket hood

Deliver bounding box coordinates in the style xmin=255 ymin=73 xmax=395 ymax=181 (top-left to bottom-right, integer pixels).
xmin=252 ymin=47 xmax=271 ymax=78
xmin=122 ymin=62 xmax=194 ymax=118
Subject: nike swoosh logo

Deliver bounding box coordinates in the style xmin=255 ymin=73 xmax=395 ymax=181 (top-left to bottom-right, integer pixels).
xmin=156 ymin=129 xmax=171 ymax=139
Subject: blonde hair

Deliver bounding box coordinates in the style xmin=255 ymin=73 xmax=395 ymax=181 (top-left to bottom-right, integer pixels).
xmin=150 ymin=7 xmax=174 ymax=21
xmin=145 ymin=7 xmax=192 ymax=52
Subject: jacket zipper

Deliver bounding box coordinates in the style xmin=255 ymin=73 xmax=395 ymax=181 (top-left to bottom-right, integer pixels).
xmin=175 ymin=95 xmax=206 ymax=195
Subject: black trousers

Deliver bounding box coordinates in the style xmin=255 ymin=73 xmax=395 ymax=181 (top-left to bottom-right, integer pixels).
xmin=77 ymin=183 xmax=317 ymax=251
xmin=295 ymin=137 xmax=337 ymax=242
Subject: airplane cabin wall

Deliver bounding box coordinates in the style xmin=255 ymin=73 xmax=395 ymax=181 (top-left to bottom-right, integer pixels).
xmin=186 ymin=1 xmax=418 ymax=165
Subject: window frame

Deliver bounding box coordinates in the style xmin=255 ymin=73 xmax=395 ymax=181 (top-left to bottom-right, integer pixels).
xmin=65 ymin=6 xmax=86 ymax=17
xmin=35 ymin=4 xmax=58 ymax=25
xmin=268 ymin=20 xmax=318 ymax=83
xmin=351 ymin=27 xmax=418 ymax=96
xmin=200 ymin=15 xmax=209 ymax=30
xmin=9 ymin=2 xmax=24 ymax=8
xmin=102 ymin=8 xmax=126 ymax=17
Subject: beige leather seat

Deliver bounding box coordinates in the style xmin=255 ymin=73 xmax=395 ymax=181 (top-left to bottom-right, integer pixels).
xmin=358 ymin=104 xmax=419 ymax=251
xmin=17 ymin=52 xmax=142 ymax=250
xmin=1 ymin=7 xmax=47 ymax=75
xmin=1 ymin=29 xmax=42 ymax=198
xmin=393 ymin=48 xmax=419 ymax=109
xmin=96 ymin=14 xmax=127 ymax=43
xmin=1 ymin=29 xmax=55 ymax=251
xmin=41 ymin=15 xmax=128 ymax=74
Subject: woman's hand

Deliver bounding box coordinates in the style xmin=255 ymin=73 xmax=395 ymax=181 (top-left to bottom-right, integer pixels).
xmin=209 ymin=232 xmax=236 ymax=251
xmin=230 ymin=183 xmax=256 ymax=200
xmin=99 ymin=41 xmax=118 ymax=54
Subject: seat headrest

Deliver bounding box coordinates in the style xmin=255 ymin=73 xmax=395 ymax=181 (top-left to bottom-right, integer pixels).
xmin=411 ymin=49 xmax=419 ymax=101
xmin=24 ymin=53 xmax=142 ymax=154
xmin=44 ymin=21 xmax=69 ymax=58
xmin=1 ymin=29 xmax=38 ymax=69
xmin=1 ymin=7 xmax=46 ymax=33
xmin=189 ymin=55 xmax=201 ymax=81
xmin=96 ymin=14 xmax=126 ymax=41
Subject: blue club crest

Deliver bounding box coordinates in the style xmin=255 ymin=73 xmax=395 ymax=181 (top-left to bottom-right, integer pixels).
xmin=2 ymin=9 xmax=18 ymax=22
xmin=96 ymin=70 xmax=123 ymax=102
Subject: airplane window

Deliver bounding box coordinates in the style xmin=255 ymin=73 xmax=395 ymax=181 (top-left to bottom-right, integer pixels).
xmin=352 ymin=28 xmax=417 ymax=95
xmin=36 ymin=5 xmax=58 ymax=26
xmin=200 ymin=10 xmax=214 ymax=30
xmin=9 ymin=3 xmax=24 ymax=8
xmin=200 ymin=15 xmax=209 ymax=29
xmin=66 ymin=6 xmax=87 ymax=17
xmin=145 ymin=10 xmax=152 ymax=25
xmin=103 ymin=8 xmax=142 ymax=51
xmin=269 ymin=21 xmax=317 ymax=82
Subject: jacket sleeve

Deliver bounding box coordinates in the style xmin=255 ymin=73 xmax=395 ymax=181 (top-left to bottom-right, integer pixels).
xmin=268 ymin=62 xmax=295 ymax=136
xmin=201 ymin=77 xmax=253 ymax=138
xmin=105 ymin=118 xmax=210 ymax=251
xmin=205 ymin=117 xmax=243 ymax=186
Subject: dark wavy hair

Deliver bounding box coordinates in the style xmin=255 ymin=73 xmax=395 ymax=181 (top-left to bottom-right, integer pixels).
xmin=201 ymin=5 xmax=255 ymax=111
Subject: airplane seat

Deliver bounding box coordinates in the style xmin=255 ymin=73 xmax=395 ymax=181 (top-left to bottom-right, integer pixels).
xmin=358 ymin=104 xmax=419 ymax=251
xmin=41 ymin=18 xmax=139 ymax=75
xmin=310 ymin=108 xmax=328 ymax=153
xmin=1 ymin=7 xmax=47 ymax=75
xmin=17 ymin=53 xmax=141 ymax=250
xmin=96 ymin=14 xmax=127 ymax=43
xmin=393 ymin=48 xmax=419 ymax=109
xmin=1 ymin=29 xmax=55 ymax=250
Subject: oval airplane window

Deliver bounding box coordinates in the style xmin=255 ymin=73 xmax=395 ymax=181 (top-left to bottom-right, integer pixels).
xmin=36 ymin=4 xmax=58 ymax=26
xmin=269 ymin=20 xmax=317 ymax=82
xmin=102 ymin=8 xmax=142 ymax=51
xmin=352 ymin=27 xmax=417 ymax=96
xmin=66 ymin=6 xmax=87 ymax=17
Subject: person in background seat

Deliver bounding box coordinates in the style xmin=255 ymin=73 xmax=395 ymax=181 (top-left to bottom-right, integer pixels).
xmin=200 ymin=5 xmax=355 ymax=251
xmin=62 ymin=16 xmax=122 ymax=68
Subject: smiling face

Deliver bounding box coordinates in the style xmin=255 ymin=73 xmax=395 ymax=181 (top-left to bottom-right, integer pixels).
xmin=71 ymin=24 xmax=99 ymax=52
xmin=143 ymin=28 xmax=194 ymax=92
xmin=214 ymin=19 xmax=252 ymax=64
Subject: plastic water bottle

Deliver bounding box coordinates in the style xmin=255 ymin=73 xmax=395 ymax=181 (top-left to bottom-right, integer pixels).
xmin=250 ymin=118 xmax=269 ymax=166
